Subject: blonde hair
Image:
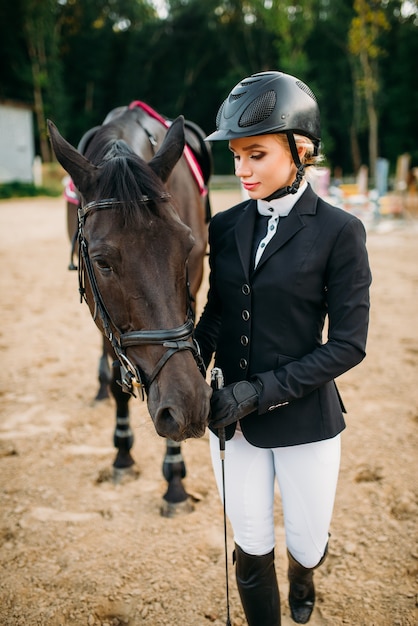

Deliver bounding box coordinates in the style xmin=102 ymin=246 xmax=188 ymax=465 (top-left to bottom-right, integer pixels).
xmin=274 ymin=133 xmax=322 ymax=167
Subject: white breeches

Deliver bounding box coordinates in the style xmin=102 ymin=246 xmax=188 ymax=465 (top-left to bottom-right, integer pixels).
xmin=209 ymin=429 xmax=341 ymax=568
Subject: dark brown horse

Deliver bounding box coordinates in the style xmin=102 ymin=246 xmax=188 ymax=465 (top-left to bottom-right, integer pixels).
xmin=48 ymin=111 xmax=212 ymax=515
xmin=66 ymin=104 xmax=212 ymax=406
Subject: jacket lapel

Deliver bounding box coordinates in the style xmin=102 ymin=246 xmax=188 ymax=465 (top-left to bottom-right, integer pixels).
xmin=234 ymin=199 xmax=257 ymax=281
xmin=254 ymin=185 xmax=318 ymax=273
xmin=232 ymin=185 xmax=319 ymax=277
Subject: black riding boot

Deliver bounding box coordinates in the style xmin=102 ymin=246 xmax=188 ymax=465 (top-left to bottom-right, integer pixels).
xmin=234 ymin=543 xmax=281 ymax=626
xmin=287 ymin=545 xmax=328 ymax=624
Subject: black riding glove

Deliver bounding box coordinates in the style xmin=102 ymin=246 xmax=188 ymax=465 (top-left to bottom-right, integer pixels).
xmin=210 ymin=379 xmax=262 ymax=429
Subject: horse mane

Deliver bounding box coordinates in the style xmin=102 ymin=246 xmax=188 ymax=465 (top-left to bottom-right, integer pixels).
xmin=85 ymin=126 xmax=169 ymax=224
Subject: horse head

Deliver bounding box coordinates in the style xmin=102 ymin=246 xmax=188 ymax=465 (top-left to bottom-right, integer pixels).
xmin=48 ymin=117 xmax=211 ymax=441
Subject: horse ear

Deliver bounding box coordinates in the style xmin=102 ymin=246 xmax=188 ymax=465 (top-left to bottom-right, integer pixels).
xmin=47 ymin=120 xmax=98 ymax=196
xmin=148 ymin=115 xmax=185 ymax=183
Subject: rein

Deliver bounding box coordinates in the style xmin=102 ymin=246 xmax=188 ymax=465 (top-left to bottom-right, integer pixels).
xmin=78 ymin=197 xmax=204 ymax=399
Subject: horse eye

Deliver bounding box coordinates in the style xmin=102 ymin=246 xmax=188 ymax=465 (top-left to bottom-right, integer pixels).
xmin=95 ymin=259 xmax=113 ymax=273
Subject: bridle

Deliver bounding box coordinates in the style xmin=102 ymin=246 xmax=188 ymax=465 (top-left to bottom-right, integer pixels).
xmin=77 ymin=195 xmax=204 ymax=399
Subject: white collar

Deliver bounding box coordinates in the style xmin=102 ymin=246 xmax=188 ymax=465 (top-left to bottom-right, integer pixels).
xmin=257 ymin=181 xmax=307 ymax=217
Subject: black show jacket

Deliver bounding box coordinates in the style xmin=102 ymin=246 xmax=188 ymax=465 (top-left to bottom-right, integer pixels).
xmin=195 ymin=184 xmax=372 ymax=448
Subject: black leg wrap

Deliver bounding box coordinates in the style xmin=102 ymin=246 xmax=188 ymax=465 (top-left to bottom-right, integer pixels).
xmin=234 ymin=543 xmax=281 ymax=626
xmin=287 ymin=545 xmax=328 ymax=624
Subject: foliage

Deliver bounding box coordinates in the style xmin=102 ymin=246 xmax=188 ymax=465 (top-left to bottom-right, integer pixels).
xmin=348 ymin=0 xmax=390 ymax=178
xmin=0 ymin=182 xmax=61 ymax=199
xmin=379 ymin=2 xmax=418 ymax=166
xmin=0 ymin=0 xmax=417 ymax=177
xmin=21 ymin=0 xmax=66 ymax=161
xmin=255 ymin=0 xmax=318 ymax=77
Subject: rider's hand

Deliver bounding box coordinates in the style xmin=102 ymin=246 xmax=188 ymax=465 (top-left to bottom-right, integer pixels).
xmin=209 ymin=379 xmax=262 ymax=429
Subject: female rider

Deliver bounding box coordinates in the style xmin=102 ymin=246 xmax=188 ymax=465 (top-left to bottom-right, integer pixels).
xmin=195 ymin=71 xmax=371 ymax=625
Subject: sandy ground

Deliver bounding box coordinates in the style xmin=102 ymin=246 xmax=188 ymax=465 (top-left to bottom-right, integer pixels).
xmin=0 ymin=191 xmax=417 ymax=626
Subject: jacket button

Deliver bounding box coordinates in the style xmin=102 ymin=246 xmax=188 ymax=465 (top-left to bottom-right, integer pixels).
xmin=242 ymin=284 xmax=250 ymax=295
xmin=239 ymin=358 xmax=248 ymax=369
xmin=242 ymin=310 xmax=250 ymax=321
xmin=241 ymin=335 xmax=249 ymax=346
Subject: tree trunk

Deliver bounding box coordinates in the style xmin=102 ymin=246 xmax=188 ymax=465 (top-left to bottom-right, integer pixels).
xmin=361 ymin=47 xmax=378 ymax=183
xmin=350 ymin=124 xmax=362 ymax=174
xmin=366 ymin=98 xmax=378 ymax=183
xmin=26 ymin=33 xmax=51 ymax=163
xmin=32 ymin=61 xmax=51 ymax=163
xmin=349 ymin=60 xmax=362 ymax=174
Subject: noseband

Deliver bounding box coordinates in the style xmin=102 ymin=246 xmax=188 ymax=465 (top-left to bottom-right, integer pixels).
xmin=77 ymin=196 xmax=204 ymax=399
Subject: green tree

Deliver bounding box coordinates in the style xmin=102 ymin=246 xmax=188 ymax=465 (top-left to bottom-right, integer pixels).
xmin=0 ymin=0 xmax=65 ymax=160
xmin=22 ymin=0 xmax=66 ymax=161
xmin=57 ymin=0 xmax=156 ymax=144
xmin=379 ymin=1 xmax=418 ymax=169
xmin=255 ymin=0 xmax=318 ymax=77
xmin=0 ymin=0 xmax=32 ymax=104
xmin=304 ymin=0 xmax=357 ymax=174
xmin=117 ymin=0 xmax=280 ymax=173
xmin=2 ymin=0 xmax=416 ymax=176
xmin=348 ymin=0 xmax=390 ymax=180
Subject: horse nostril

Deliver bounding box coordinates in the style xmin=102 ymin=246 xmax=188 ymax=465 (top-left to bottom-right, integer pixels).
xmin=155 ymin=407 xmax=183 ymax=441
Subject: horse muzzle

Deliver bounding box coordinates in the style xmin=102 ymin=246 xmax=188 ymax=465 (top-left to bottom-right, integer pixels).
xmin=148 ymin=379 xmax=211 ymax=442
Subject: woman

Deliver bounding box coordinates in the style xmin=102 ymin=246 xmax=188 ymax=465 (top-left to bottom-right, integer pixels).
xmin=195 ymin=71 xmax=371 ymax=625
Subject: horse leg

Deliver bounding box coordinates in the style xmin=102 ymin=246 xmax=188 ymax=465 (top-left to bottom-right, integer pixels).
xmin=160 ymin=439 xmax=194 ymax=517
xmin=94 ymin=336 xmax=111 ymax=401
xmin=109 ymin=363 xmax=139 ymax=482
xmin=101 ymin=350 xmax=192 ymax=507
xmin=66 ymin=201 xmax=79 ymax=271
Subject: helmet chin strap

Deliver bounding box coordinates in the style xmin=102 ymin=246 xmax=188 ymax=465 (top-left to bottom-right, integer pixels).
xmin=263 ymin=131 xmax=305 ymax=202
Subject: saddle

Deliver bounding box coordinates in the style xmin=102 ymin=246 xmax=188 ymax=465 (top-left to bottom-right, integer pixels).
xmin=127 ymin=100 xmax=212 ymax=196
xmin=64 ymin=102 xmax=213 ymax=270
xmin=66 ymin=102 xmax=212 ymax=207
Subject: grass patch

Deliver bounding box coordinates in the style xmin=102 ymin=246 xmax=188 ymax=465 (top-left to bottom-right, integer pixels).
xmin=0 ymin=181 xmax=62 ymax=199
xmin=0 ymin=162 xmax=67 ymax=199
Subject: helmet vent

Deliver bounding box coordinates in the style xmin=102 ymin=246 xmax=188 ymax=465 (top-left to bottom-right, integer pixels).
xmin=216 ymin=100 xmax=226 ymax=129
xmin=230 ymin=93 xmax=245 ymax=101
xmin=240 ymin=78 xmax=261 ymax=87
xmin=239 ymin=90 xmax=276 ymax=128
xmin=296 ymin=80 xmax=317 ymax=102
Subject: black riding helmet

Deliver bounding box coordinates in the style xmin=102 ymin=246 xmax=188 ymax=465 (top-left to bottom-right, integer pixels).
xmin=206 ymin=71 xmax=321 ymax=199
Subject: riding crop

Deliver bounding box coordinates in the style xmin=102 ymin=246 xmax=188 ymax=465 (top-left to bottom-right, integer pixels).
xmin=211 ymin=367 xmax=232 ymax=626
